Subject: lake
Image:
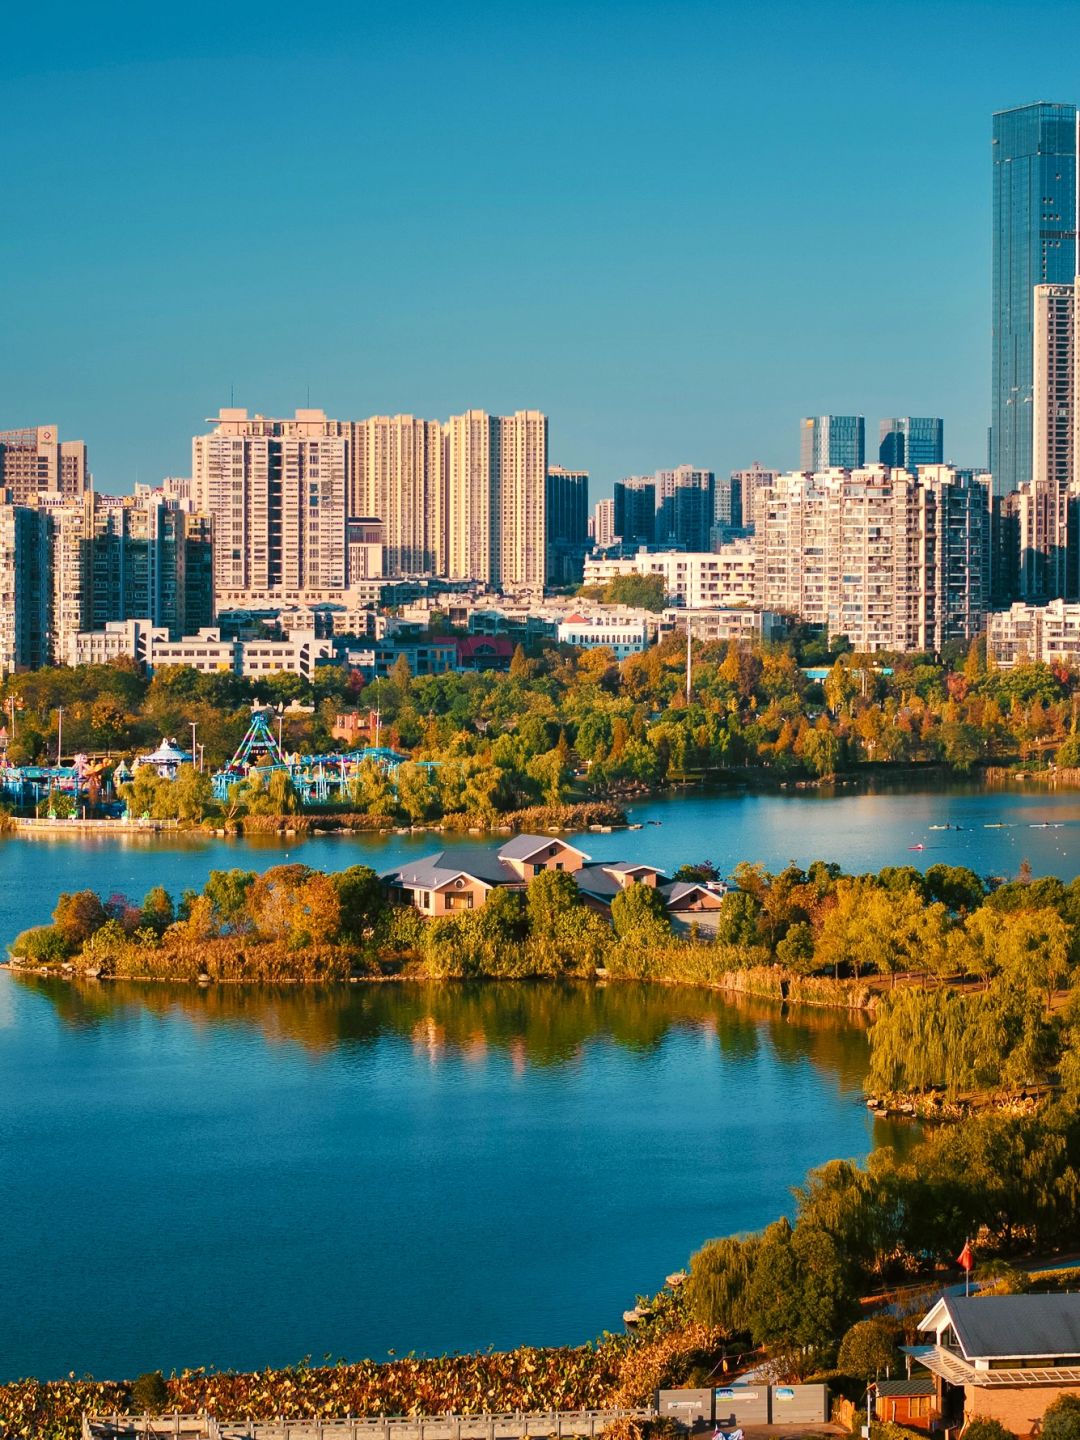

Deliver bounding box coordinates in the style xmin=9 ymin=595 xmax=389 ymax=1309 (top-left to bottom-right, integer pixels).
xmin=1 ymin=779 xmax=1074 ymax=1384
xmin=0 ymin=975 xmax=899 ymax=1383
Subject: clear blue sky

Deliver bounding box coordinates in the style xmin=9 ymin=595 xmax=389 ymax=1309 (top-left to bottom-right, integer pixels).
xmin=4 ymin=0 xmax=1080 ymax=498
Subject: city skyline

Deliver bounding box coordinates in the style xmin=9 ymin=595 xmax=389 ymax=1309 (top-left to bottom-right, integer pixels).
xmin=9 ymin=1 xmax=1080 ymax=493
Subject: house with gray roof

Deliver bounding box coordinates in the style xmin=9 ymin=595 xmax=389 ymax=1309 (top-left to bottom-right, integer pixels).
xmin=915 ymin=1292 xmax=1080 ymax=1434
xmin=382 ymin=835 xmax=725 ymax=924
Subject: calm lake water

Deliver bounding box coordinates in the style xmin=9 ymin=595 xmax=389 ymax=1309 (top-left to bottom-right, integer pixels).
xmin=0 ymin=780 xmax=1074 ymax=1384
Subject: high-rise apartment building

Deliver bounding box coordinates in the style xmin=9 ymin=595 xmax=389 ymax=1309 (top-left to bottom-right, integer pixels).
xmin=545 ymin=466 xmax=589 ymax=585
xmin=30 ymin=489 xmax=214 ymax=661
xmin=613 ymin=477 xmax=656 ymax=547
xmin=726 ymin=463 xmax=779 ymax=529
xmin=193 ymin=409 xmax=349 ymax=604
xmin=878 ymin=417 xmax=944 ymax=470
xmin=992 ymin=102 xmax=1078 ymax=496
xmin=799 ymin=416 xmax=865 ymax=471
xmin=654 ymin=466 xmax=715 ymax=551
xmin=0 ymin=425 xmax=87 ymax=506
xmin=755 ymin=466 xmax=988 ymax=653
xmin=353 ymin=416 xmax=446 ymax=575
xmin=0 ymin=502 xmax=51 ymax=674
xmin=446 ymin=410 xmax=547 ymax=590
xmin=591 ymin=498 xmax=616 ymax=548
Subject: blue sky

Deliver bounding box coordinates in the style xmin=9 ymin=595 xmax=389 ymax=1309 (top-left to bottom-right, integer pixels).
xmin=4 ymin=0 xmax=1080 ymax=498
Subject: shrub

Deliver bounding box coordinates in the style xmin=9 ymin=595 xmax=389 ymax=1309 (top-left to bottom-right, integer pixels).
xmin=130 ymin=1371 xmax=169 ymax=1414
xmin=9 ymin=924 xmax=69 ymax=965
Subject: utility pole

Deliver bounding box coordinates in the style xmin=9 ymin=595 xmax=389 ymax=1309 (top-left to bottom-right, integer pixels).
xmin=190 ymin=722 xmax=197 ymax=768
xmin=57 ymin=707 xmax=64 ymax=768
xmin=685 ymin=624 xmax=692 ymax=704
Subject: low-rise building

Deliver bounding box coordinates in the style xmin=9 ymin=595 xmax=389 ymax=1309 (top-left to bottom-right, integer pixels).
xmin=916 ymin=1292 xmax=1080 ymax=1435
xmin=582 ymin=544 xmax=757 ymax=608
xmin=987 ymin=599 xmax=1080 ymax=668
xmin=556 ymin=612 xmax=652 ymax=658
xmin=65 ymin=619 xmax=168 ymax=668
xmin=382 ymin=837 xmax=726 ymax=926
xmin=661 ymin=606 xmax=790 ymax=645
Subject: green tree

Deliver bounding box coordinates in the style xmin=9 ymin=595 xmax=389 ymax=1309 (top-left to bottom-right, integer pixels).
xmin=333 ymin=866 xmax=387 ymax=943
xmin=685 ymin=1234 xmax=758 ymax=1334
xmin=610 ymin=882 xmax=670 ymax=944
xmin=836 ymin=1317 xmax=902 ymax=1380
xmin=140 ymin=886 xmax=174 ymax=937
xmin=1041 ymin=1394 xmax=1080 ymax=1440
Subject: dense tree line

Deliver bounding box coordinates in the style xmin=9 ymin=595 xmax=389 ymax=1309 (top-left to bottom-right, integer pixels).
xmin=6 ymin=631 xmax=1080 ymax=804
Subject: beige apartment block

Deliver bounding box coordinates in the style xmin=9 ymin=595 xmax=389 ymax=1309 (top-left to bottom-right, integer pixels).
xmin=447 ymin=409 xmax=547 ymax=590
xmin=353 ymin=416 xmax=446 ymax=574
xmin=0 ymin=425 xmax=87 ymax=504
xmin=193 ymin=409 xmax=349 ymax=600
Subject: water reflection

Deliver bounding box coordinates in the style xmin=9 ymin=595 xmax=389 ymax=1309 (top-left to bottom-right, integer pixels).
xmin=20 ymin=972 xmax=872 ymax=1080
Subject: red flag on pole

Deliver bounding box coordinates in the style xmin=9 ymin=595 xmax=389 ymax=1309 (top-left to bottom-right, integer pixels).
xmin=958 ymin=1240 xmax=974 ymax=1272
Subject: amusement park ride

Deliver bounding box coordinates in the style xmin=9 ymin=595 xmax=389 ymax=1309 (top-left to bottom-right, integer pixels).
xmin=0 ymin=705 xmax=424 ymax=815
xmin=211 ymin=708 xmax=419 ymax=804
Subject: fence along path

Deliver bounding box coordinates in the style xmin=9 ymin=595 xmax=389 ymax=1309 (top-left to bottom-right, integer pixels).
xmin=83 ymin=1407 xmax=652 ymax=1440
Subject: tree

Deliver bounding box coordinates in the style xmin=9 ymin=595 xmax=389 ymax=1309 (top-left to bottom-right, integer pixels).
xmin=140 ymin=886 xmax=174 ymax=937
xmin=610 ymin=882 xmax=670 ymax=944
xmin=52 ymin=890 xmax=108 ymax=946
xmin=962 ymin=1423 xmax=1019 ymax=1440
xmin=580 ymin=573 xmax=666 ymax=611
xmin=685 ymin=1235 xmax=758 ymax=1334
xmin=836 ymin=1317 xmax=902 ymax=1380
xmin=203 ymin=869 xmax=256 ymax=934
xmin=713 ymin=890 xmax=762 ymax=946
xmin=1042 ymin=1394 xmax=1080 ymax=1440
xmin=333 ymin=866 xmax=387 ymax=943
xmin=389 ymin=654 xmax=413 ymax=692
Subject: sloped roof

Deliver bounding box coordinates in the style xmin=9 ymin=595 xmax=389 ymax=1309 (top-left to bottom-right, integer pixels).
xmin=875 ymin=1377 xmax=935 ymax=1398
xmin=572 ymin=865 xmax=624 ymax=901
xmin=382 ymin=847 xmax=516 ymax=891
xmin=929 ymin=1294 xmax=1080 ymax=1359
xmin=661 ymin=880 xmax=715 ymax=904
xmin=497 ymin=834 xmax=590 ymax=863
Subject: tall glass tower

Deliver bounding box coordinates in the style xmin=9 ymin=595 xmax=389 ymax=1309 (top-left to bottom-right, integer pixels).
xmin=992 ymin=101 xmax=1077 ymax=497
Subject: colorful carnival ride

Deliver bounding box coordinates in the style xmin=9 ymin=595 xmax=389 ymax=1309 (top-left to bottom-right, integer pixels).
xmin=210 ymin=709 xmax=420 ymax=804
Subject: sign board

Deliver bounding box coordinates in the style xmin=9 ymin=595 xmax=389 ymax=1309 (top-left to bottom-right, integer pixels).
xmin=769 ymin=1384 xmax=830 ymax=1424
xmin=713 ymin=1387 xmax=769 ymax=1425
xmin=656 ymin=1389 xmax=714 ymax=1427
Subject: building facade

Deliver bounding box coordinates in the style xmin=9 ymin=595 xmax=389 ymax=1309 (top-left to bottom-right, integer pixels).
xmin=654 ymin=466 xmax=715 ymax=551
xmin=591 ymin=498 xmax=616 ymax=548
xmin=353 ymin=415 xmax=446 ymax=575
xmin=583 ymin=543 xmax=756 ymax=609
xmin=0 ymin=502 xmax=51 ymax=674
xmin=992 ymin=101 xmax=1078 ymax=496
xmin=879 ymin=417 xmax=944 ymax=470
xmin=0 ymin=425 xmax=87 ymax=505
xmin=613 ymin=477 xmax=656 ymax=547
xmin=545 ymin=466 xmax=589 ymax=585
xmin=799 ymin=416 xmax=865 ymax=471
xmin=754 ymin=466 xmax=989 ymax=652
xmin=446 ymin=410 xmax=547 ymax=590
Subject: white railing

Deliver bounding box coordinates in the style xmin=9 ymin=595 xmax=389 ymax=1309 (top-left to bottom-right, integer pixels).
xmin=84 ymin=1408 xmax=651 ymax=1440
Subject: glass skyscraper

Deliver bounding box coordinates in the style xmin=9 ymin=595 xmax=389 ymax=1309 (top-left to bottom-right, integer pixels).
xmin=879 ymin=416 xmax=944 ymax=470
xmin=992 ymin=101 xmax=1077 ymax=496
xmin=800 ymin=415 xmax=865 ymax=470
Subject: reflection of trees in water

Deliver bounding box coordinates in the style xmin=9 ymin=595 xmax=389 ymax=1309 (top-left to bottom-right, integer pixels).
xmin=19 ymin=974 xmax=871 ymax=1085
